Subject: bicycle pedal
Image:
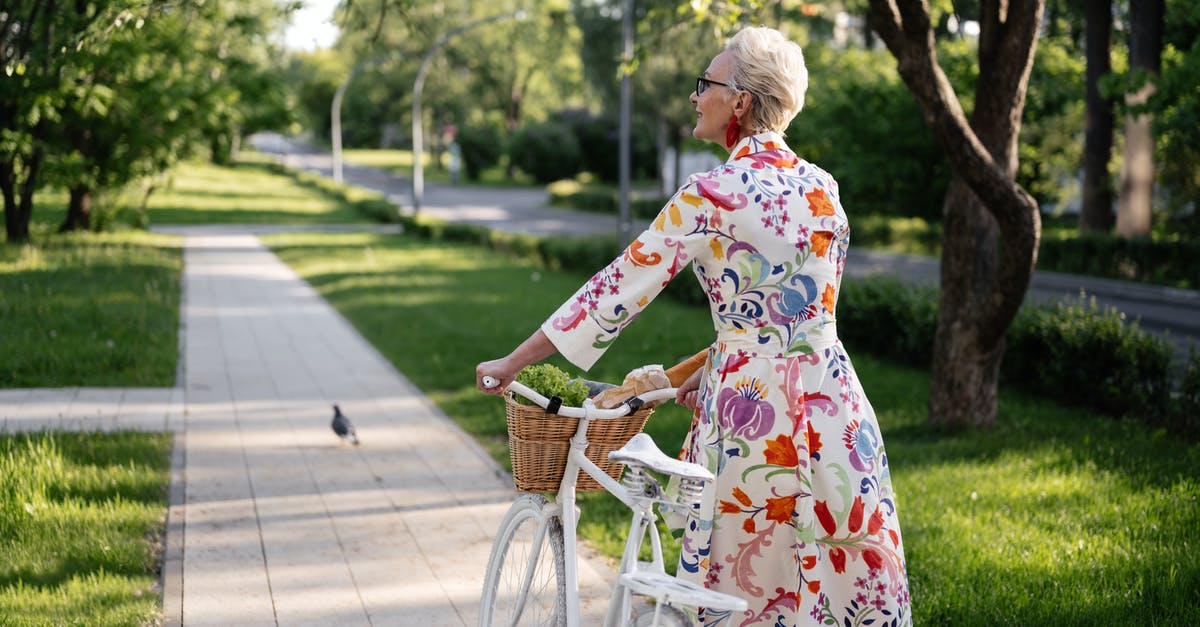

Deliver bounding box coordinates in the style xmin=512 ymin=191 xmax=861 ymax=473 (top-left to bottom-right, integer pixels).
xmin=618 ymin=570 xmax=747 ymax=612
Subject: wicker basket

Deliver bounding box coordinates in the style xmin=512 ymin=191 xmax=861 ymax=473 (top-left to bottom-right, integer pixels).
xmin=505 ymin=395 xmax=653 ymax=492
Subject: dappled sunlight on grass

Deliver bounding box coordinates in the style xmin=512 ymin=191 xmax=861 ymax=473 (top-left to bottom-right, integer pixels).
xmin=145 ymin=159 xmax=371 ymax=225
xmin=0 ymin=432 xmax=172 ymax=624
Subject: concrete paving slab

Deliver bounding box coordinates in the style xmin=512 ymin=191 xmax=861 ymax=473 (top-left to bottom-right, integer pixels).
xmin=0 ymin=386 xmax=180 ymax=434
xmin=165 ymin=228 xmax=624 ymax=626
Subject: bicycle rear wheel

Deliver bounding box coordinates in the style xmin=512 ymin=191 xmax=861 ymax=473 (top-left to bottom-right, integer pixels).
xmin=479 ymin=494 xmax=567 ymax=627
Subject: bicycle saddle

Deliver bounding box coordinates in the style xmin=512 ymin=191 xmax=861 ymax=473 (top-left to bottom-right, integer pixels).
xmin=608 ymin=433 xmax=714 ymax=482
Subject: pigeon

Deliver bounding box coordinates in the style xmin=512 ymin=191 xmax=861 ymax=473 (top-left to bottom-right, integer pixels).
xmin=331 ymin=404 xmax=359 ymax=446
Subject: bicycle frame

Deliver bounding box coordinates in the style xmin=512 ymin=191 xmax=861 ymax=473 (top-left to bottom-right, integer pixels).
xmin=482 ymin=379 xmax=744 ymax=627
xmin=558 ymin=411 xmax=665 ymax=627
xmin=502 ymin=381 xmax=677 ymax=627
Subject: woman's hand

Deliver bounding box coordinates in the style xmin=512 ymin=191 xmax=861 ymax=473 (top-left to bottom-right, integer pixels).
xmin=476 ymin=329 xmax=560 ymax=396
xmin=476 ymin=356 xmax=519 ymax=396
xmin=674 ymin=366 xmax=704 ymax=411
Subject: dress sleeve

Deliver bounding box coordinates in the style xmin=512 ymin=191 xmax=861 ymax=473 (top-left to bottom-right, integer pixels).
xmin=541 ymin=182 xmax=715 ymax=370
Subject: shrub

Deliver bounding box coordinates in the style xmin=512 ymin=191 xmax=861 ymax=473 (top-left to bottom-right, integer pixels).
xmin=837 ymin=278 xmax=939 ymax=368
xmin=1174 ymin=350 xmax=1200 ymax=435
xmin=848 ymin=216 xmax=942 ymax=256
xmin=557 ymin=109 xmax=658 ymax=183
xmin=508 ymin=121 xmax=583 ymax=184
xmin=457 ymin=122 xmax=504 ymax=181
xmin=547 ymin=180 xmax=615 ymax=212
xmin=1004 ymin=297 xmax=1175 ymax=419
xmin=836 ymin=278 xmax=1191 ymax=434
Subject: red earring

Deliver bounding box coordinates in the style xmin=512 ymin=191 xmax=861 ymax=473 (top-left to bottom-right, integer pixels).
xmin=725 ymin=114 xmax=741 ymax=148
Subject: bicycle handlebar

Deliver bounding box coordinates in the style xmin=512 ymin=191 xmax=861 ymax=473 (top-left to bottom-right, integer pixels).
xmin=492 ymin=379 xmax=677 ymax=420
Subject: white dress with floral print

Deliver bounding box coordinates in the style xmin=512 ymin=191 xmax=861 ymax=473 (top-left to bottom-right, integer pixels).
xmin=541 ymin=132 xmax=911 ymax=626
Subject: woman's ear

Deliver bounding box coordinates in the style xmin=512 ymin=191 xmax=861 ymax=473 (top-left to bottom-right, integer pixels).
xmin=734 ymin=91 xmax=753 ymax=119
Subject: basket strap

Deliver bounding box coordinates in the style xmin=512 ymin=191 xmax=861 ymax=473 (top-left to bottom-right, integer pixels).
xmin=546 ymin=395 xmax=563 ymax=414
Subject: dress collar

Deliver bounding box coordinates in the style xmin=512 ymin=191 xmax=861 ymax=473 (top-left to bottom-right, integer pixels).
xmin=725 ymin=131 xmax=792 ymax=163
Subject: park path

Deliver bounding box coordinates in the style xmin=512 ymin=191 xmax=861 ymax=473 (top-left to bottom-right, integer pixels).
xmin=1 ymin=225 xmax=617 ymax=625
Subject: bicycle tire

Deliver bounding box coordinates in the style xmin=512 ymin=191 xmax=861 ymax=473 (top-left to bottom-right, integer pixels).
xmin=632 ymin=603 xmax=691 ymax=627
xmin=479 ymin=494 xmax=567 ymax=627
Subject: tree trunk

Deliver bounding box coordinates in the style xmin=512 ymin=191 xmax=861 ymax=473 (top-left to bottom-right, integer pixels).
xmin=1 ymin=160 xmax=22 ymax=243
xmin=930 ymin=181 xmax=1007 ymax=427
xmin=1116 ymin=0 xmax=1163 ymax=239
xmin=3 ymin=148 xmax=43 ymax=243
xmin=1080 ymin=0 xmax=1114 ymax=234
xmin=868 ymin=0 xmax=1044 ymax=428
xmin=59 ymin=185 xmax=92 ymax=232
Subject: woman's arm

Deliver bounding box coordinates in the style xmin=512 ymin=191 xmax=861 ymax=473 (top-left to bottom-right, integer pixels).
xmin=475 ymin=328 xmax=558 ymax=395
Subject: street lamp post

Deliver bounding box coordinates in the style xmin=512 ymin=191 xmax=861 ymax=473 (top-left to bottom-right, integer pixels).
xmin=411 ymin=10 xmax=525 ymax=214
xmin=331 ymin=52 xmax=405 ymax=185
xmin=617 ymin=0 xmax=634 ymax=246
xmin=331 ymin=71 xmax=354 ymax=183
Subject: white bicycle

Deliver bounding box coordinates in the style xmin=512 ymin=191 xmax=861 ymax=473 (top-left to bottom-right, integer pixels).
xmin=478 ymin=376 xmax=746 ymax=627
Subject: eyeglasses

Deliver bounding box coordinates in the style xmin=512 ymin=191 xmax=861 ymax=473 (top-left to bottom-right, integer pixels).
xmin=696 ymin=76 xmax=732 ymax=96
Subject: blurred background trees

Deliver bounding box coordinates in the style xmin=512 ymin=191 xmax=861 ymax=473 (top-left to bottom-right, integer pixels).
xmin=4 ymin=1 xmax=1196 ymax=243
xmin=1 ymin=0 xmax=295 ymax=240
xmin=3 ymin=0 xmax=1197 ymax=428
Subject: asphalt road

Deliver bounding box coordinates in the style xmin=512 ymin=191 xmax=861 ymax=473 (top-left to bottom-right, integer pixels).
xmin=250 ymin=133 xmax=1200 ymax=359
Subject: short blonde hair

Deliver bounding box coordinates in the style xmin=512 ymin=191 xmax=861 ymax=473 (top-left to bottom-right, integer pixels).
xmin=723 ymin=26 xmax=808 ymax=133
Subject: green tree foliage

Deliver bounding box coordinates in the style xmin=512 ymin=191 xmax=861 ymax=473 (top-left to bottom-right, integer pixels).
xmin=1150 ymin=0 xmax=1200 ymax=233
xmin=314 ymin=0 xmax=584 ymax=162
xmin=508 ymin=120 xmax=583 ymax=183
xmin=0 ymin=2 xmax=128 ymax=241
xmin=787 ymin=44 xmax=950 ymax=220
xmin=0 ymin=0 xmax=294 ymax=240
xmin=1019 ymin=32 xmax=1087 ymax=213
xmin=456 ymin=121 xmax=506 ymax=181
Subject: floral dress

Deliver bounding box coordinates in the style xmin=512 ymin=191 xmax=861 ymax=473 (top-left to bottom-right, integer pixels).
xmin=541 ymin=132 xmax=911 ymax=626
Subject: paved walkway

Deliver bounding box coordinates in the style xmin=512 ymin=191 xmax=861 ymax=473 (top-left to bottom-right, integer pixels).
xmin=1 ymin=227 xmax=616 ymax=625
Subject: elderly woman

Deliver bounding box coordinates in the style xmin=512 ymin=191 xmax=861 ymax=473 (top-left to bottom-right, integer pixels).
xmin=477 ymin=25 xmax=910 ymax=627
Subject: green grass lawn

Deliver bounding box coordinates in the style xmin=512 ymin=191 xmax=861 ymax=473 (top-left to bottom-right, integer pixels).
xmin=266 ymin=230 xmax=1200 ymax=626
xmin=0 ymin=431 xmax=173 ymax=625
xmin=29 ymin=154 xmax=373 ymax=231
xmin=0 ymin=231 xmax=181 ymax=388
xmin=143 ymin=156 xmax=372 ymax=225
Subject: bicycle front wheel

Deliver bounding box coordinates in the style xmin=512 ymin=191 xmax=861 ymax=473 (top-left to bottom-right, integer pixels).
xmin=479 ymin=494 xmax=567 ymax=627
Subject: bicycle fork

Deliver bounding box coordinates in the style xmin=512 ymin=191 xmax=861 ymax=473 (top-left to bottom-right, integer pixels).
xmin=603 ymin=500 xmax=660 ymax=627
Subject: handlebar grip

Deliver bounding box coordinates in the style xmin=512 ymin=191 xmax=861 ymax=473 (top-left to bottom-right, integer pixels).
xmin=481 ymin=376 xmax=500 ymax=389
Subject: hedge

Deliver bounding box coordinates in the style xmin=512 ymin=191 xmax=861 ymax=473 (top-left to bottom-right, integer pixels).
xmin=837 ymin=278 xmax=1197 ymax=435
xmin=1037 ymin=232 xmax=1200 ymax=289
xmin=288 ymin=165 xmax=1200 ymax=438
